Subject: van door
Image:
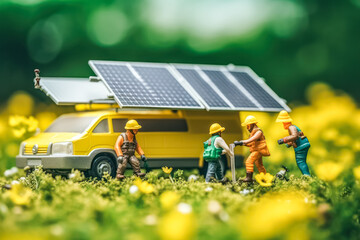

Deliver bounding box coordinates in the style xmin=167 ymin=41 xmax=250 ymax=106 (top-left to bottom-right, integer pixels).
xmin=89 ymin=118 xmax=115 ymax=151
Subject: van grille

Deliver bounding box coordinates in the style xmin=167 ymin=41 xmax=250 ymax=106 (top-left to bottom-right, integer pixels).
xmin=24 ymin=144 xmax=48 ymax=155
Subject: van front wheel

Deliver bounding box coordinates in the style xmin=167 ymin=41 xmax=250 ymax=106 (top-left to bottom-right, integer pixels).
xmin=89 ymin=155 xmax=116 ymax=179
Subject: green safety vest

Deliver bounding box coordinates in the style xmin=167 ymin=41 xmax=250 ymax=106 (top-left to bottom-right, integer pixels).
xmin=203 ymin=135 xmax=223 ymax=162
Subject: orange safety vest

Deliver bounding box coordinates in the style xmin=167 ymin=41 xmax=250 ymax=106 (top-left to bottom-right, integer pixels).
xmin=246 ymin=128 xmax=270 ymax=156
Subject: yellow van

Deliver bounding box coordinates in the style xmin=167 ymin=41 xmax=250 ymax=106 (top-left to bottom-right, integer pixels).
xmin=16 ymin=109 xmax=243 ymax=178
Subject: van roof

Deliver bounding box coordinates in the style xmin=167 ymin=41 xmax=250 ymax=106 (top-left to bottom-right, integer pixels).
xmin=62 ymin=109 xmax=180 ymax=118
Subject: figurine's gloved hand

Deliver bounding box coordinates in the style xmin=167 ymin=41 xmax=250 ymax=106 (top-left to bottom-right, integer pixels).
xmin=277 ymin=139 xmax=285 ymax=145
xmin=117 ymin=156 xmax=124 ymax=164
xmin=141 ymin=155 xmax=147 ymax=162
xmin=234 ymin=141 xmax=244 ymax=146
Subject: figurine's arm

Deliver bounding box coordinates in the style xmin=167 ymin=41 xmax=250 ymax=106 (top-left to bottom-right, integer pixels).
xmin=243 ymin=131 xmax=263 ymax=145
xmin=283 ymin=126 xmax=299 ymax=143
xmin=215 ymin=138 xmax=234 ymax=158
xmin=114 ymin=135 xmax=124 ymax=157
xmin=135 ymin=143 xmax=145 ymax=156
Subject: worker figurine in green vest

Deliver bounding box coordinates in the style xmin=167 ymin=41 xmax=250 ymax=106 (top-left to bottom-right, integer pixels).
xmin=276 ymin=110 xmax=311 ymax=176
xmin=203 ymin=123 xmax=233 ymax=183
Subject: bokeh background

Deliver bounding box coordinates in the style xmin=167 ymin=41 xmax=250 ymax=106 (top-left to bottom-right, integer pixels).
xmin=1 ymin=1 xmax=360 ymax=239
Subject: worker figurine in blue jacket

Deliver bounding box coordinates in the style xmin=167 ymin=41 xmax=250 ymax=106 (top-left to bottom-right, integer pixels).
xmin=276 ymin=110 xmax=311 ymax=176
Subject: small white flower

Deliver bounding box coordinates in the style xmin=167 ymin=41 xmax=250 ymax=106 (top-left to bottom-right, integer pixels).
xmin=4 ymin=170 xmax=12 ymax=177
xmin=177 ymin=203 xmax=192 ymax=214
xmin=304 ymin=197 xmax=309 ymax=203
xmin=207 ymin=200 xmax=222 ymax=214
xmin=129 ymin=185 xmax=138 ymax=194
xmin=188 ymin=174 xmax=198 ymax=182
xmin=311 ymin=199 xmax=317 ymax=204
xmin=51 ymin=225 xmax=64 ymax=236
xmin=240 ymin=189 xmax=250 ymax=195
xmin=19 ymin=177 xmax=26 ymax=181
xmin=0 ymin=204 xmax=8 ymax=214
xmin=144 ymin=214 xmax=157 ymax=226
xmin=68 ymin=173 xmax=76 ymax=179
xmin=219 ymin=211 xmax=230 ymax=222
xmin=250 ymin=189 xmax=254 ymax=193
xmin=11 ymin=180 xmax=20 ymax=185
xmin=205 ymin=187 xmax=213 ymax=192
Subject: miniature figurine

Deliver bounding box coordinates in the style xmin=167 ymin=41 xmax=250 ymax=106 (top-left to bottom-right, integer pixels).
xmin=276 ymin=110 xmax=311 ymax=176
xmin=234 ymin=115 xmax=270 ymax=182
xmin=275 ymin=165 xmax=289 ymax=181
xmin=203 ymin=123 xmax=233 ymax=183
xmin=114 ymin=119 xmax=147 ymax=180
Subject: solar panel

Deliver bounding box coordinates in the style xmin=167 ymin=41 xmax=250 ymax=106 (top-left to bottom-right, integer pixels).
xmin=89 ymin=61 xmax=204 ymax=109
xmin=38 ymin=77 xmax=114 ymax=105
xmin=175 ymin=67 xmax=232 ymax=109
xmin=201 ymin=69 xmax=258 ymax=109
xmin=229 ymin=71 xmax=284 ymax=109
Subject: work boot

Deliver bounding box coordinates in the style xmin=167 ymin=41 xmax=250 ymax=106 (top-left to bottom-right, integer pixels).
xmin=219 ymin=177 xmax=228 ymax=184
xmin=242 ymin=172 xmax=253 ymax=183
xmin=135 ymin=172 xmax=146 ymax=178
xmin=116 ymin=174 xmax=125 ymax=180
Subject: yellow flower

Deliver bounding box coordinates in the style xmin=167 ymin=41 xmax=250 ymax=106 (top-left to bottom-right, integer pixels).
xmin=158 ymin=207 xmax=197 ymax=240
xmin=162 ymin=166 xmax=173 ymax=174
xmin=12 ymin=128 xmax=26 ymax=138
xmin=238 ymin=191 xmax=315 ymax=239
xmin=353 ymin=166 xmax=360 ymax=180
xmin=160 ymin=191 xmax=180 ymax=210
xmin=315 ymin=162 xmax=344 ymax=182
xmin=8 ymin=183 xmax=32 ymax=206
xmin=134 ymin=178 xmax=154 ymax=194
xmin=255 ymin=172 xmax=274 ymax=187
xmin=26 ymin=116 xmax=38 ymax=132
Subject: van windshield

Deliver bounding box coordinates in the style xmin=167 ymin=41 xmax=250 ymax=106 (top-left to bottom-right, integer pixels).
xmin=45 ymin=116 xmax=98 ymax=133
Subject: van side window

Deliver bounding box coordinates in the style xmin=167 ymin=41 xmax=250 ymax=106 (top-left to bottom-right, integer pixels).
xmin=93 ymin=119 xmax=109 ymax=133
xmin=112 ymin=119 xmax=128 ymax=132
xmin=137 ymin=119 xmax=188 ymax=132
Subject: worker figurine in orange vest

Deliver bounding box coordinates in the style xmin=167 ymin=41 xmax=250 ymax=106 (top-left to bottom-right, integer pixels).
xmin=276 ymin=110 xmax=311 ymax=176
xmin=234 ymin=115 xmax=270 ymax=182
xmin=114 ymin=120 xmax=147 ymax=180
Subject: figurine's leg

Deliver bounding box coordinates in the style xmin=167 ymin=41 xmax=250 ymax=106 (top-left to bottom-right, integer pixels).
xmin=205 ymin=161 xmax=216 ymax=182
xmin=116 ymin=156 xmax=129 ymax=179
xmin=215 ymin=159 xmax=224 ymax=181
xmin=243 ymin=152 xmax=260 ymax=182
xmin=255 ymin=156 xmax=266 ymax=174
xmin=295 ymin=147 xmax=310 ymax=176
xmin=129 ymin=155 xmax=145 ymax=177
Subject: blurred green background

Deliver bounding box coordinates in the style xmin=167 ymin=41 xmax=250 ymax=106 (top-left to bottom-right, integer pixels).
xmin=1 ymin=0 xmax=360 ymax=105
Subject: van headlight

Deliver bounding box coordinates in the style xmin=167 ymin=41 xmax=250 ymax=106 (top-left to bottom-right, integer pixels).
xmin=52 ymin=142 xmax=73 ymax=155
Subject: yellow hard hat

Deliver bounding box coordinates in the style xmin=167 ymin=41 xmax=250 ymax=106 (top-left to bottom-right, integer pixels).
xmin=241 ymin=115 xmax=258 ymax=126
xmin=209 ymin=123 xmax=225 ymax=135
xmin=276 ymin=110 xmax=293 ymax=123
xmin=125 ymin=119 xmax=142 ymax=130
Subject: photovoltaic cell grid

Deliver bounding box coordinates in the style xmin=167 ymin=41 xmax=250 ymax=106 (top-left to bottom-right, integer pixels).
xmin=230 ymin=71 xmax=283 ymax=109
xmin=176 ymin=68 xmax=231 ymax=108
xmin=92 ymin=62 xmax=202 ymax=109
xmin=133 ymin=66 xmax=200 ymax=107
xmin=93 ymin=64 xmax=157 ymax=106
xmin=202 ymin=69 xmax=257 ymax=108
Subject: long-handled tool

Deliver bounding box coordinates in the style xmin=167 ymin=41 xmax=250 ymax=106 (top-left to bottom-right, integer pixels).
xmin=229 ymin=143 xmax=236 ymax=184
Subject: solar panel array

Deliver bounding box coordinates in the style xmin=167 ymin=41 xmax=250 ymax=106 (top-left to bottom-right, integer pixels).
xmin=89 ymin=61 xmax=290 ymax=112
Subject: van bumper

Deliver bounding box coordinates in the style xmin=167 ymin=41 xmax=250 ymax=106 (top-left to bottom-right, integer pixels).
xmin=16 ymin=155 xmax=92 ymax=170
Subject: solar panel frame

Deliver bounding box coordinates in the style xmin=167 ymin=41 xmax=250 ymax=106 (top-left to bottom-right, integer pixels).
xmin=170 ymin=64 xmax=234 ymax=111
xmin=88 ymin=60 xmax=205 ymax=110
xmin=227 ymin=65 xmax=291 ymax=112
xmin=196 ymin=64 xmax=263 ymax=111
